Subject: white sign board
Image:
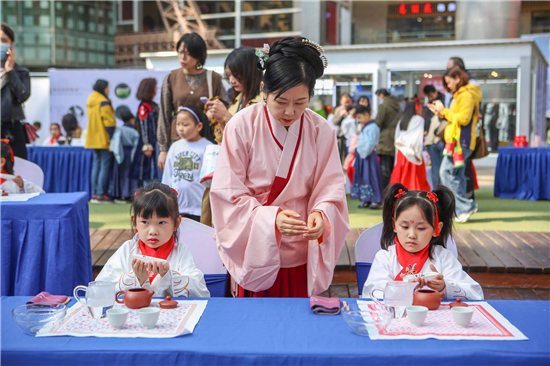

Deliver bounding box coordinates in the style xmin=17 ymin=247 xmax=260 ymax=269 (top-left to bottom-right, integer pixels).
xmin=49 ymin=69 xmax=169 ymax=130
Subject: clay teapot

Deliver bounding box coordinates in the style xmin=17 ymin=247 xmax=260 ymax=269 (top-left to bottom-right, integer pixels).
xmin=413 ymin=289 xmax=443 ymax=310
xmin=115 ymin=288 xmax=154 ymax=309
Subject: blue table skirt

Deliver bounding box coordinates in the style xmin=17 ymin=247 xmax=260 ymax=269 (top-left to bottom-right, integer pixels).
xmin=203 ymin=274 xmax=226 ymax=297
xmin=1 ymin=193 xmax=93 ymax=296
xmin=27 ymin=146 xmax=94 ymax=199
xmin=494 ymin=147 xmax=550 ymax=201
xmin=1 ymin=297 xmax=548 ymax=366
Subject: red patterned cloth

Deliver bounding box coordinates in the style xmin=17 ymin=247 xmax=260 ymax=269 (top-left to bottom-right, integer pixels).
xmin=235 ymin=264 xmax=308 ymax=297
xmin=394 ymin=237 xmax=430 ymax=281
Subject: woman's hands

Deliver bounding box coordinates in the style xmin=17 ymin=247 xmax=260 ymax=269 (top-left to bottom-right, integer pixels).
xmin=158 ymin=151 xmax=167 ymax=170
xmin=206 ymin=99 xmax=232 ymax=131
xmin=275 ymin=210 xmax=325 ymax=240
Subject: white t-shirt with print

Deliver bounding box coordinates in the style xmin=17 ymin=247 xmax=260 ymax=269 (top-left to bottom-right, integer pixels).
xmin=162 ymin=138 xmax=213 ymax=216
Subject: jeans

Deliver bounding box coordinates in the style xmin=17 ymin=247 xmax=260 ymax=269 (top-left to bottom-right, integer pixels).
xmin=92 ymin=149 xmax=113 ymax=197
xmin=440 ymin=147 xmax=477 ymax=216
xmin=428 ymin=141 xmax=444 ymax=188
xmin=379 ymin=154 xmax=395 ymax=191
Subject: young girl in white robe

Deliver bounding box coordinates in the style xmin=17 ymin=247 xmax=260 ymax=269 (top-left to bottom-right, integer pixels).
xmin=1 ymin=140 xmax=45 ymax=194
xmin=362 ymin=183 xmax=483 ymax=300
xmin=96 ymin=182 xmax=210 ymax=297
xmin=42 ymin=123 xmax=63 ymax=146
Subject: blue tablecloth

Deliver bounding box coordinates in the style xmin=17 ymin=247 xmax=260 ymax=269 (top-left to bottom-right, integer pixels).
xmin=27 ymin=146 xmax=94 ymax=199
xmin=2 ymin=297 xmax=548 ymax=366
xmin=495 ymin=147 xmax=550 ymax=201
xmin=1 ymin=193 xmax=93 ymax=297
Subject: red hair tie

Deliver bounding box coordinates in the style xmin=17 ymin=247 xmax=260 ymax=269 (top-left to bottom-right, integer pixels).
xmin=171 ymin=188 xmax=178 ymax=196
xmin=427 ymin=192 xmax=440 ymax=236
xmin=392 ymin=188 xmax=408 ymax=216
xmin=1 ymin=139 xmax=14 ymax=163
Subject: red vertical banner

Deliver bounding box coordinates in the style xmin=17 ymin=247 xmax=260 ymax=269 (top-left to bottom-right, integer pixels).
xmin=326 ymin=1 xmax=338 ymax=45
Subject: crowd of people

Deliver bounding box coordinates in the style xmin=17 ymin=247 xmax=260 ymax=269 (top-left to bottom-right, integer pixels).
xmin=1 ymin=22 xmax=484 ymax=299
xmin=336 ymin=56 xmax=482 ymax=223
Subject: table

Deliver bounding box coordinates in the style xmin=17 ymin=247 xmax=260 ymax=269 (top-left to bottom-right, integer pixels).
xmin=494 ymin=147 xmax=550 ymax=201
xmin=27 ymin=146 xmax=94 ymax=198
xmin=1 ymin=193 xmax=93 ymax=297
xmin=2 ymin=297 xmax=548 ymax=366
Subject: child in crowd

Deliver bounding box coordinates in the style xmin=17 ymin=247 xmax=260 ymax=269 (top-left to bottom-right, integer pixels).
xmin=62 ymin=114 xmax=86 ymax=146
xmin=110 ymin=110 xmax=140 ymax=203
xmin=391 ymin=101 xmax=431 ymax=191
xmin=1 ymin=140 xmax=44 ymax=194
xmin=350 ymin=106 xmax=383 ymax=209
xmin=363 ymin=183 xmax=483 ymax=300
xmin=162 ymin=106 xmax=215 ymax=222
xmin=42 ymin=123 xmax=63 ymax=146
xmin=96 ymin=182 xmax=210 ymax=297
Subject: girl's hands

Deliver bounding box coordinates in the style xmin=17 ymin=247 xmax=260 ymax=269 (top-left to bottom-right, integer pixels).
xmin=426 ymin=264 xmax=445 ymax=292
xmin=304 ymin=211 xmax=325 ymax=240
xmin=12 ymin=175 xmax=24 ymax=189
xmin=146 ymin=261 xmax=170 ymax=278
xmin=132 ymin=258 xmax=149 ymax=286
xmin=276 ymin=210 xmax=307 ymax=236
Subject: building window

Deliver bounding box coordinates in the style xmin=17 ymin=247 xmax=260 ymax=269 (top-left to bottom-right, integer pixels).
xmin=121 ymin=1 xmax=134 ymax=22
xmin=242 ymin=13 xmax=292 ymax=34
xmin=196 ymin=1 xmax=235 ymax=14
xmin=532 ymin=11 xmax=550 ymax=33
xmin=242 ymin=1 xmax=293 ymax=11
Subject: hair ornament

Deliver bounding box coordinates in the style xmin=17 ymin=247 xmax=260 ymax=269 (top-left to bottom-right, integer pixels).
xmin=1 ymin=139 xmax=14 ymax=163
xmin=171 ymin=188 xmax=178 ymax=196
xmin=301 ymin=38 xmax=328 ymax=69
xmin=177 ymin=106 xmax=200 ymax=124
xmin=392 ymin=188 xmax=408 ymax=217
xmin=255 ymin=43 xmax=270 ymax=69
xmin=427 ymin=192 xmax=440 ymax=237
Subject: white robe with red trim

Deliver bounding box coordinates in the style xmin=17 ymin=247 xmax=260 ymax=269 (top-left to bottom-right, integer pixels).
xmin=210 ymin=103 xmax=350 ymax=296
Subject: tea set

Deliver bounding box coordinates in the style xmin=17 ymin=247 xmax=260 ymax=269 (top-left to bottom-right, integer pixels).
xmin=368 ymin=280 xmax=472 ymax=328
xmin=73 ymin=281 xmax=178 ymax=329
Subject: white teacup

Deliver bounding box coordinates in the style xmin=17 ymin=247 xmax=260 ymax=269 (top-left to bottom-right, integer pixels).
xmin=406 ymin=306 xmax=428 ymax=327
xmin=139 ymin=307 xmax=160 ymax=328
xmin=106 ymin=308 xmax=129 ymax=329
xmin=452 ymin=307 xmax=474 ymax=327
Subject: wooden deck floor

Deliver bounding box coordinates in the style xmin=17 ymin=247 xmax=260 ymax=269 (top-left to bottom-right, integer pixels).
xmin=90 ymin=228 xmax=550 ymax=300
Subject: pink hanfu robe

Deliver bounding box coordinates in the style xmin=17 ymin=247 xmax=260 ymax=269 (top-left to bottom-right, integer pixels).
xmin=210 ymin=103 xmax=350 ymax=297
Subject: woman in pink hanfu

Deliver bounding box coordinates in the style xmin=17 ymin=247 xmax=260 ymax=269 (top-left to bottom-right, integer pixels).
xmin=210 ymin=37 xmax=350 ymax=298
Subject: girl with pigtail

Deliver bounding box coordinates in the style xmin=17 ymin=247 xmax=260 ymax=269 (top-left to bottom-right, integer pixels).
xmin=362 ymin=183 xmax=483 ymax=300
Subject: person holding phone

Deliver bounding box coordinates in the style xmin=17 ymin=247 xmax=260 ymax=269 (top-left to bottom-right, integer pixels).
xmin=1 ymin=23 xmax=31 ymax=159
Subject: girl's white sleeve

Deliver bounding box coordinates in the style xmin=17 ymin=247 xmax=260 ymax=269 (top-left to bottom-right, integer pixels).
xmin=153 ymin=243 xmax=210 ymax=298
xmin=437 ymin=249 xmax=484 ymax=300
xmin=22 ymin=179 xmax=45 ymax=194
xmin=362 ymin=249 xmax=395 ymax=298
xmin=95 ymin=241 xmax=147 ymax=291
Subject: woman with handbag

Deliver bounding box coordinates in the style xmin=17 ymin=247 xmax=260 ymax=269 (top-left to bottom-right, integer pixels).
xmin=429 ymin=66 xmax=482 ymax=223
xmin=157 ymin=32 xmax=226 ymax=171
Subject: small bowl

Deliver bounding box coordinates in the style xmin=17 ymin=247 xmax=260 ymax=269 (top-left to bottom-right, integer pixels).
xmin=341 ymin=303 xmax=393 ymax=337
xmin=12 ymin=303 xmax=67 ymax=336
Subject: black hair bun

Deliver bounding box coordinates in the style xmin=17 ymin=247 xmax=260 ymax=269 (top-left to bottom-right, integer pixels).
xmin=260 ymin=37 xmax=324 ymax=79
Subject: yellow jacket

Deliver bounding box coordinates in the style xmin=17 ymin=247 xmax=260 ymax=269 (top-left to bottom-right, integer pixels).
xmin=441 ymin=83 xmax=482 ymax=152
xmin=85 ymin=91 xmax=116 ymax=149
xmin=227 ymin=92 xmax=264 ymax=116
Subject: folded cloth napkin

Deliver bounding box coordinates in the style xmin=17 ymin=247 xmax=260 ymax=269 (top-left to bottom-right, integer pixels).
xmin=310 ymin=295 xmax=341 ymax=315
xmin=27 ymin=292 xmax=69 ymax=305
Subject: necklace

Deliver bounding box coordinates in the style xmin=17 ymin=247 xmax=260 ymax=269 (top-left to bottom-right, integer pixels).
xmin=182 ymin=69 xmax=206 ymax=95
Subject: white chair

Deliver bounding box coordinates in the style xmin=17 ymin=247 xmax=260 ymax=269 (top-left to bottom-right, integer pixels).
xmin=13 ymin=157 xmax=44 ymax=189
xmin=354 ymin=222 xmax=458 ymax=296
xmin=177 ymin=218 xmax=227 ymax=297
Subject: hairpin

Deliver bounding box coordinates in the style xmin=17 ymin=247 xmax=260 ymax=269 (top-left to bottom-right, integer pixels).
xmin=1 ymin=139 xmax=14 ymax=163
xmin=392 ymin=188 xmax=408 ymax=217
xmin=171 ymin=188 xmax=178 ymax=196
xmin=427 ymin=192 xmax=440 ymax=236
xmin=134 ymin=191 xmax=139 ymax=197
xmin=255 ymin=43 xmax=270 ymax=69
xmin=302 ymin=38 xmax=328 ymax=69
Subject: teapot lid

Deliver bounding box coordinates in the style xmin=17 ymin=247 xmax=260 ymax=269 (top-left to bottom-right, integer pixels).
xmin=449 ymin=298 xmax=469 ymax=308
xmin=159 ymin=296 xmax=178 ymax=309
